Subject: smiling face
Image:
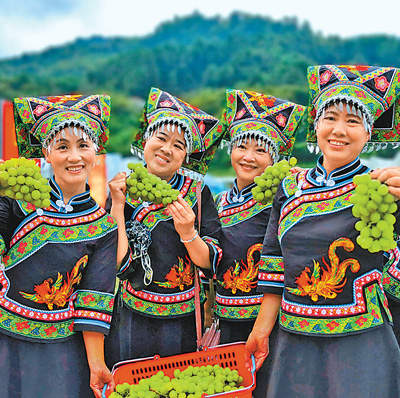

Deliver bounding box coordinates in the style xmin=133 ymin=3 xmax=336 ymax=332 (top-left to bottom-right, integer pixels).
xmin=143 ymin=125 xmax=187 ymax=181
xmin=231 ymin=139 xmax=273 ymax=191
xmin=316 ymin=105 xmax=369 ymax=174
xmin=43 ymin=128 xmax=96 ymax=198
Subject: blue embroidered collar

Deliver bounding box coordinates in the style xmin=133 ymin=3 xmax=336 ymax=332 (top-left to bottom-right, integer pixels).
xmin=307 ymin=156 xmax=368 ymax=187
xmin=227 ymin=180 xmax=256 ymax=204
xmin=49 ymin=177 xmax=91 ymax=213
xmin=168 ymin=173 xmax=181 ymax=190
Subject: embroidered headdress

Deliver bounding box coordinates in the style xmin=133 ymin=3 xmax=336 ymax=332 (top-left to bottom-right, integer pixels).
xmin=307 ymin=65 xmax=400 ymax=153
xmin=13 ymin=94 xmax=111 ymax=158
xmin=132 ymin=87 xmax=224 ymax=180
xmin=223 ymin=89 xmax=306 ymax=162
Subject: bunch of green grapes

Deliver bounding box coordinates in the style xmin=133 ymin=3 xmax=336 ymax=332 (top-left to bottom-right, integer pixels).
xmin=126 ymin=163 xmax=180 ymax=206
xmin=0 ymin=158 xmax=51 ymax=208
xmin=109 ymin=364 xmax=245 ymax=398
xmin=351 ymin=173 xmax=398 ymax=253
xmin=252 ymin=157 xmax=297 ymax=205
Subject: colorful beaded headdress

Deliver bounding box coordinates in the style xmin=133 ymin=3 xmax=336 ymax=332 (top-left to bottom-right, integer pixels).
xmin=223 ymin=89 xmax=306 ymax=161
xmin=307 ymin=65 xmax=400 ymax=153
xmin=13 ymin=94 xmax=111 ymax=158
xmin=132 ymin=87 xmax=224 ymax=179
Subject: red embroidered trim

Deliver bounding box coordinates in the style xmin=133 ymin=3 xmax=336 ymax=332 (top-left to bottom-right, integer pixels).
xmin=219 ymin=198 xmax=258 ymax=217
xmin=215 ymin=294 xmax=263 ymax=306
xmin=258 ymin=273 xmax=284 ymax=282
xmin=280 ymin=183 xmax=354 ymax=223
xmin=124 ymin=281 xmax=195 ymax=303
xmin=11 ymin=208 xmax=107 ymax=246
xmin=74 ymin=309 xmax=111 ymax=323
xmin=386 ymin=247 xmax=400 ymax=279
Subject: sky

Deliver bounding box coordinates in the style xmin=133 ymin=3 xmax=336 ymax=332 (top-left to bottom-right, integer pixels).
xmin=1 ymin=0 xmax=400 ymax=59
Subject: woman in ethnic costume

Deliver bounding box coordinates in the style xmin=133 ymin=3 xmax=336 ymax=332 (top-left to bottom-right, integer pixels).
xmin=246 ymin=65 xmax=400 ymax=397
xmin=215 ymin=89 xmax=305 ymax=397
xmin=0 ymin=95 xmax=118 ymax=398
xmin=377 ymin=95 xmax=400 ymax=343
xmin=105 ymin=88 xmax=223 ymax=366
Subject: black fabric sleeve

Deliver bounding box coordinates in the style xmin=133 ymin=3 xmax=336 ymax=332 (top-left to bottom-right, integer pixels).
xmin=73 ymin=227 xmax=118 ymax=335
xmin=257 ymin=183 xmax=286 ymax=295
xmin=197 ymin=184 xmax=223 ymax=278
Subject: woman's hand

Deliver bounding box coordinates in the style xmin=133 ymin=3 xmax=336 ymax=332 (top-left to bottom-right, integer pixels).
xmin=89 ymin=362 xmax=115 ymax=398
xmin=371 ymin=167 xmax=400 ymax=199
xmin=108 ymin=172 xmax=127 ymax=209
xmin=245 ymin=329 xmax=269 ymax=371
xmin=167 ymin=196 xmax=196 ymax=241
xmin=82 ymin=331 xmax=114 ymax=398
xmin=108 ymin=172 xmax=129 ymax=266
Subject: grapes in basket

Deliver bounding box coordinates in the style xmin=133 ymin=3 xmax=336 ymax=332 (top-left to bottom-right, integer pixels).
xmin=110 ymin=364 xmax=245 ymax=398
xmin=0 ymin=157 xmax=51 ymax=208
xmin=126 ymin=163 xmax=180 ymax=206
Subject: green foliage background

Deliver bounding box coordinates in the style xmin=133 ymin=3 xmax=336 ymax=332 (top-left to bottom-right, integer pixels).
xmin=0 ymin=12 xmax=399 ymax=172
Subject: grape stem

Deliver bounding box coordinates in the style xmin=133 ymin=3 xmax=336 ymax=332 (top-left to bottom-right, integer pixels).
xmin=149 ymin=388 xmax=167 ymax=397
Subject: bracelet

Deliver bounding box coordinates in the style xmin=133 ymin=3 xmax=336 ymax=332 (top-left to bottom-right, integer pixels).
xmin=180 ymin=230 xmax=199 ymax=243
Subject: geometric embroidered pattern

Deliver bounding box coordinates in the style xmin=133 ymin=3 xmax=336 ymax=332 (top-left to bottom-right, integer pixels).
xmin=215 ymin=304 xmax=261 ymax=320
xmin=279 ymin=177 xmax=354 ymax=241
xmin=122 ymin=281 xmax=206 ymax=318
xmin=0 ymin=307 xmax=76 ymax=341
xmin=3 ymin=209 xmax=115 ymax=269
xmin=218 ymin=193 xmax=270 ymax=227
xmin=215 ymin=293 xmax=263 ymax=320
xmin=74 ymin=290 xmax=114 ymax=314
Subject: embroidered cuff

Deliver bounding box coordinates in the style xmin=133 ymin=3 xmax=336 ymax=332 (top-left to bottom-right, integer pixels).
xmin=202 ymin=236 xmax=222 ymax=276
xmin=73 ymin=290 xmax=114 ymax=334
xmin=257 ymin=255 xmax=284 ymax=294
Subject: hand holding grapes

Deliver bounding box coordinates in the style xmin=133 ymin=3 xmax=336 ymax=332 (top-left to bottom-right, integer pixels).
xmin=126 ymin=163 xmax=179 ymax=205
xmin=0 ymin=157 xmax=51 ymax=207
xmin=108 ymin=172 xmax=127 ymax=209
xmin=167 ymin=196 xmax=197 ymax=242
xmin=370 ymin=166 xmax=400 ymax=199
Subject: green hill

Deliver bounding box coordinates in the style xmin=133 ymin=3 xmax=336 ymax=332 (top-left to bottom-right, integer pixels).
xmin=0 ymin=12 xmax=398 ymax=164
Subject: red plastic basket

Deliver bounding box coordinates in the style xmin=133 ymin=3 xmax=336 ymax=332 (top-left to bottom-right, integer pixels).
xmin=103 ymin=342 xmax=256 ymax=398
